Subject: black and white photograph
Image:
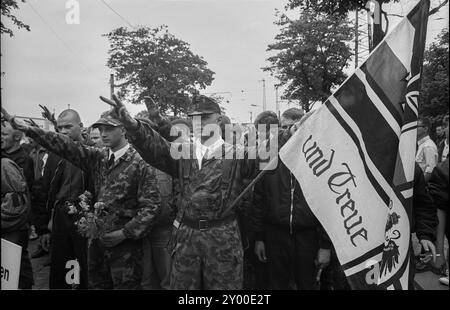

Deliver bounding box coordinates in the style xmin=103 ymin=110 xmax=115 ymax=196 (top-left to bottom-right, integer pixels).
xmin=0 ymin=0 xmax=448 ymax=294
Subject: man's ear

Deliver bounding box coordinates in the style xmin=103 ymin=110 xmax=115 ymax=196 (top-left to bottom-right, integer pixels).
xmin=79 ymin=122 xmax=84 ymax=129
xmin=216 ymin=115 xmax=223 ymax=124
xmin=13 ymin=131 xmax=23 ymax=142
xmin=120 ymin=126 xmax=127 ymax=135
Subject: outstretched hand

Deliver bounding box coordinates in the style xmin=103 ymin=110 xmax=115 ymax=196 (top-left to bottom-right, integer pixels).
xmin=1 ymin=107 xmax=29 ymax=131
xmin=143 ymin=96 xmax=164 ymax=124
xmin=39 ymin=105 xmax=56 ymax=124
xmin=24 ymin=118 xmax=40 ymax=128
xmin=38 ymin=105 xmax=58 ymax=132
xmin=99 ymin=94 xmax=137 ymax=129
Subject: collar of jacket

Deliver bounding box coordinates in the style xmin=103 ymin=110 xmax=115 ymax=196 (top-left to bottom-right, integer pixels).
xmin=111 ymin=144 xmax=135 ymax=163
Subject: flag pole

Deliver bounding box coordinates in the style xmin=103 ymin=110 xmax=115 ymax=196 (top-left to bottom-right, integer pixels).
xmin=222 ymin=155 xmax=278 ymax=216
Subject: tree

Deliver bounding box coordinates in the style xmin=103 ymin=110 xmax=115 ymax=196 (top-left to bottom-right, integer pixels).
xmin=286 ymin=0 xmax=448 ymax=49
xmin=264 ymin=8 xmax=354 ymax=111
xmin=419 ymin=28 xmax=449 ymax=121
xmin=1 ymin=0 xmax=30 ymax=37
xmin=105 ymin=25 xmax=215 ymax=116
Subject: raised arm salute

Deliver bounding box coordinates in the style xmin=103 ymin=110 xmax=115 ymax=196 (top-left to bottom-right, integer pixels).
xmin=101 ymin=93 xmax=259 ymax=290
xmin=2 ymin=106 xmax=161 ymax=289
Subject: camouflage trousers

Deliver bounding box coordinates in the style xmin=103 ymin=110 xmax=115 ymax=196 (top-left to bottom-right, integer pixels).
xmin=88 ymin=238 xmax=143 ymax=289
xmin=169 ymin=220 xmax=244 ymax=290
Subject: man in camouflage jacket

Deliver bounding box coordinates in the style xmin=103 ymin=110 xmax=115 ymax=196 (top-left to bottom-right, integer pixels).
xmin=2 ymin=108 xmax=161 ymax=289
xmin=98 ymin=94 xmax=292 ymax=290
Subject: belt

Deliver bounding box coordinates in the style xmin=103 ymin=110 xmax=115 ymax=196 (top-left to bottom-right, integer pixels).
xmin=182 ymin=214 xmax=236 ymax=231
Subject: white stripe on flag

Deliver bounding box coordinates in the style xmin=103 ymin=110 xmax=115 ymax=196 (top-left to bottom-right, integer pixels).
xmin=408 ymin=75 xmax=421 ymax=87
xmin=355 ymin=69 xmax=401 ymax=136
xmin=406 ymin=97 xmax=418 ymax=116
xmin=401 ymin=188 xmax=414 ymax=199
xmin=385 ymin=18 xmax=415 ymax=73
xmin=402 ymin=121 xmax=416 ymax=133
xmin=407 ymin=91 xmax=420 ymax=109
xmin=398 ymin=130 xmax=418 ymax=183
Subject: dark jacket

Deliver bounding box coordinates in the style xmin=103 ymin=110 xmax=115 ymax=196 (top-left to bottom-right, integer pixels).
xmin=1 ymin=158 xmax=31 ymax=233
xmin=427 ymin=158 xmax=449 ymax=238
xmin=252 ymin=131 xmax=331 ymax=249
xmin=28 ymin=147 xmax=49 ymax=234
xmin=411 ymin=162 xmax=438 ymax=241
xmin=252 ymin=159 xmax=331 ymax=248
xmin=2 ymin=146 xmax=35 ymax=191
xmin=32 ymin=142 xmax=95 ymax=235
xmin=437 ymin=139 xmax=447 ymax=162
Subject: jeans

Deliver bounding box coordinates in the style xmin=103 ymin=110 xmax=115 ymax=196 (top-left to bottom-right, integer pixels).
xmin=141 ymin=225 xmax=172 ymax=289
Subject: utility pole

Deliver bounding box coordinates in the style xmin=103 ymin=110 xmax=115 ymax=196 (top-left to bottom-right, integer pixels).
xmin=259 ymin=79 xmax=267 ymax=111
xmin=249 ymin=111 xmax=253 ymax=123
xmin=275 ymin=85 xmax=280 ymax=119
xmin=366 ymin=0 xmax=383 ymax=52
xmin=355 ymin=10 xmax=359 ymax=68
xmin=110 ymin=73 xmax=115 ymax=98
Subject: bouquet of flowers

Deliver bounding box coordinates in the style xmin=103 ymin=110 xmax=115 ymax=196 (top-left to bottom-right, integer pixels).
xmin=66 ymin=191 xmax=115 ymax=246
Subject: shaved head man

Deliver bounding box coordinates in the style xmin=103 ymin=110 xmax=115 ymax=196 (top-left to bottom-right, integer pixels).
xmin=56 ymin=109 xmax=83 ymax=142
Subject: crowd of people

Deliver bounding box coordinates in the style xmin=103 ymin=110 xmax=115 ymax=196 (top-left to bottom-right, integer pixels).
xmin=1 ymin=95 xmax=448 ymax=290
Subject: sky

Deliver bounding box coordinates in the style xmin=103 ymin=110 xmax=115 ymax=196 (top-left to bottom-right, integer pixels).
xmin=1 ymin=0 xmax=448 ymax=126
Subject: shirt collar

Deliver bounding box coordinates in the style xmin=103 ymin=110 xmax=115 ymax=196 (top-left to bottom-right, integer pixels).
xmin=194 ymin=137 xmax=225 ymax=169
xmin=195 ymin=137 xmax=224 ymax=153
xmin=108 ymin=143 xmax=130 ymax=161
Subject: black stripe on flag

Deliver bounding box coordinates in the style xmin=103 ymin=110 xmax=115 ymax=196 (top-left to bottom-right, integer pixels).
xmin=408 ymin=0 xmax=430 ymax=78
xmin=396 ymin=181 xmax=415 ymax=192
xmin=401 ymin=124 xmax=417 ymax=134
xmin=333 ymin=75 xmax=399 ymax=184
xmin=325 ymin=100 xmax=390 ymax=205
xmin=361 ymin=61 xmax=404 ymax=126
xmin=393 ymin=279 xmax=403 ymax=290
xmin=341 ymin=243 xmax=384 ymax=271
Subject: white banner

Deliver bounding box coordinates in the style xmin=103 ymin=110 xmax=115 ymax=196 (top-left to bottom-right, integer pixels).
xmin=1 ymin=238 xmax=22 ymax=290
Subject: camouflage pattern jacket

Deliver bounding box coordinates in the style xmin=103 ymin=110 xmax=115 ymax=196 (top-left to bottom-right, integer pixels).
xmin=25 ymin=127 xmax=161 ymax=239
xmin=126 ymin=120 xmax=260 ymax=221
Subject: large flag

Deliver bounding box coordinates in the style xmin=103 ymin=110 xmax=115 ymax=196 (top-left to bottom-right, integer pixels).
xmin=279 ymin=0 xmax=430 ymax=289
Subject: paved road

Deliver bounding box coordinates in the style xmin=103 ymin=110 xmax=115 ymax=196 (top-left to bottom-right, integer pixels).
xmin=415 ymin=270 xmax=448 ymax=290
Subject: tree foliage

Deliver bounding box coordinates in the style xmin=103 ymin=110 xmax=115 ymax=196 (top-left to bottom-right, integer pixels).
xmin=419 ymin=28 xmax=449 ymax=120
xmin=284 ymin=0 xmax=394 ymax=15
xmin=1 ymin=0 xmax=30 ymax=37
xmin=264 ymin=8 xmax=354 ymax=111
xmin=105 ymin=25 xmax=215 ymax=116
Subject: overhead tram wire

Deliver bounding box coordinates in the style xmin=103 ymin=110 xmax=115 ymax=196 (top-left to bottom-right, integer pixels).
xmin=26 ymin=2 xmax=106 ymax=83
xmin=98 ymin=0 xmax=135 ymax=29
xmin=27 ymin=2 xmax=76 ymax=57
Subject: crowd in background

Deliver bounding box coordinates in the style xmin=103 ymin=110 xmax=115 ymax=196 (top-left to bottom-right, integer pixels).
xmin=1 ymin=99 xmax=448 ymax=290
